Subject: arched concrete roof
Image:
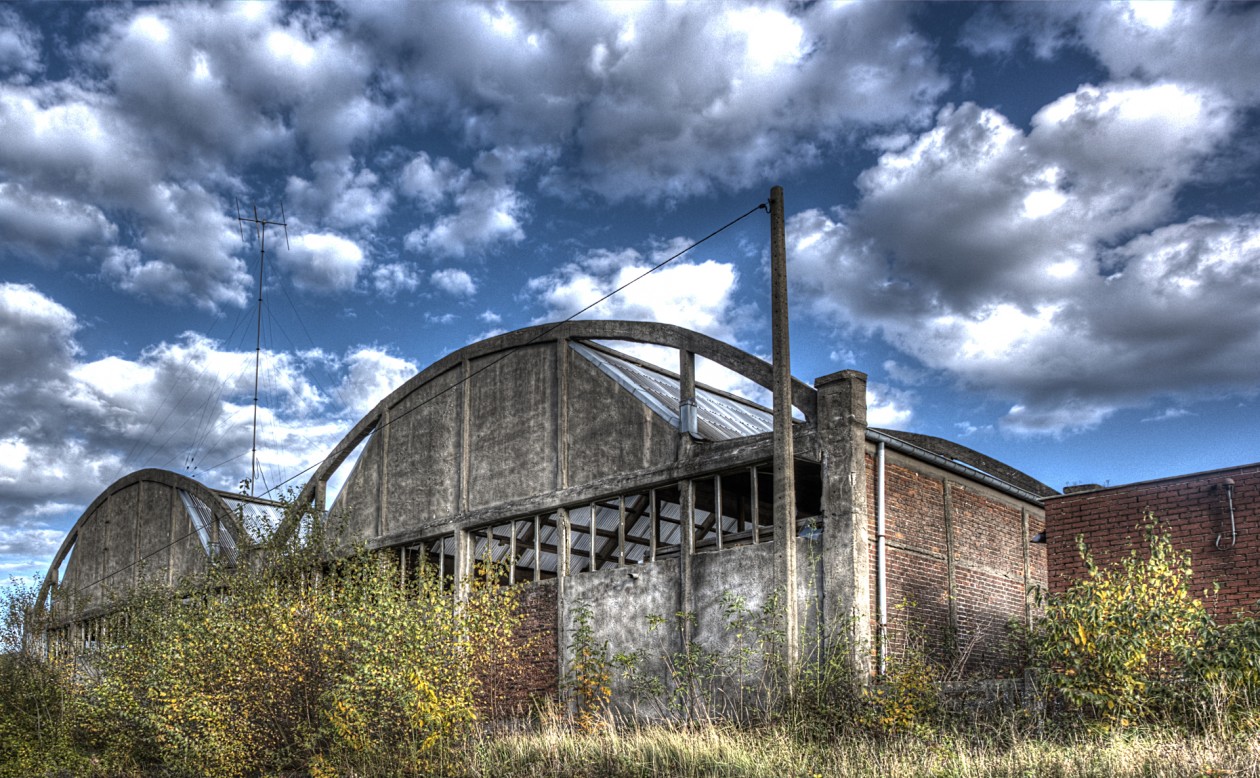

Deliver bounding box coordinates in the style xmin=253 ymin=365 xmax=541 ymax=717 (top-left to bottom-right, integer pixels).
xmin=36 ymin=468 xmax=248 ymax=614
xmin=284 ymin=320 xmax=818 ymax=542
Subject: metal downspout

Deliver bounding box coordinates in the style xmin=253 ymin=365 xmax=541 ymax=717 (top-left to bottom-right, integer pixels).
xmin=877 ymin=441 xmax=887 ymax=676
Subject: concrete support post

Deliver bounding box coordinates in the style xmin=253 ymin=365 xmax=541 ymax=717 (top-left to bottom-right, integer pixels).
xmin=769 ymin=185 xmax=800 ymax=668
xmin=453 ymin=527 xmax=472 ymax=603
xmin=556 ymin=338 xmax=571 ymax=489
xmin=679 ymin=349 xmax=697 ymax=438
xmin=459 ymin=360 xmax=472 ymax=512
xmin=679 ymin=479 xmax=696 ymax=649
xmin=312 ymin=479 xmax=326 ymax=517
xmin=376 ymin=407 xmax=391 ymax=537
xmin=815 ymin=369 xmax=871 ymax=679
xmin=556 ymin=509 xmax=573 ymax=712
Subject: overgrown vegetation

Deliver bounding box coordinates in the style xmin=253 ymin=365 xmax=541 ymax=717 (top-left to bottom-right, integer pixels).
xmin=1026 ymin=515 xmax=1260 ymax=732
xmin=1 ymin=502 xmax=526 ymax=777
xmin=2 ymin=512 xmax=1259 ymax=776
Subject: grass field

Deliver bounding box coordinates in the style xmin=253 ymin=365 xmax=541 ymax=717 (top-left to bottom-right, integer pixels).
xmin=460 ymin=724 xmax=1260 ymax=778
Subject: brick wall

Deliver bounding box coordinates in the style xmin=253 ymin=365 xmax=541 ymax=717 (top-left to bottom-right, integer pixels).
xmin=1046 ymin=464 xmax=1260 ymax=621
xmin=477 ymin=578 xmax=559 ymax=718
xmin=866 ymin=449 xmax=1045 ymax=677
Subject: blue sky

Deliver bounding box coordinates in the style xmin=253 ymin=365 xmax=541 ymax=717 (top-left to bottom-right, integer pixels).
xmin=2 ymin=1 xmax=1259 ymax=583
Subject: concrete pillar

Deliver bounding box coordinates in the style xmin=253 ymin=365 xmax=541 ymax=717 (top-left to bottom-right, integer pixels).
xmin=679 ymin=349 xmax=697 ymax=437
xmin=557 ymin=338 xmax=571 ymax=489
xmin=453 ymin=527 xmax=472 ymax=602
xmin=314 ymin=479 xmax=327 ymax=515
xmin=769 ymin=185 xmax=799 ymax=667
xmin=376 ymin=406 xmax=391 ymax=537
xmin=678 ymin=479 xmax=696 ymax=649
xmin=815 ymin=369 xmax=871 ymax=678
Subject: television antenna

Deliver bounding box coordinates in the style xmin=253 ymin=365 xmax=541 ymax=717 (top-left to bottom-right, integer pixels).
xmin=236 ymin=200 xmax=289 ymax=497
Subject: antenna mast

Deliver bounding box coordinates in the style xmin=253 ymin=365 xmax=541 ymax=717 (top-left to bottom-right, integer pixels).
xmin=237 ymin=200 xmax=289 ymax=497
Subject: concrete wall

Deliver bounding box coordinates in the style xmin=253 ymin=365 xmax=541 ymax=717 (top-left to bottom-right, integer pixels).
xmin=561 ymin=537 xmax=820 ymax=719
xmin=1046 ymin=463 xmax=1260 ymax=621
xmin=46 ymin=471 xmax=237 ymax=621
xmin=865 ymin=448 xmax=1045 ymax=677
xmin=329 ymin=341 xmax=688 ymax=545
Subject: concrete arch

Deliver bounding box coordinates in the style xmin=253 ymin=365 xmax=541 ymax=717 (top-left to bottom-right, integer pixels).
xmin=286 ymin=321 xmax=817 ymax=542
xmin=36 ymin=468 xmax=248 ymax=615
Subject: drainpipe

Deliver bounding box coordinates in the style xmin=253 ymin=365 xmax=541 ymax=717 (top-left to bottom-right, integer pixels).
xmin=876 ymin=441 xmax=887 ymax=676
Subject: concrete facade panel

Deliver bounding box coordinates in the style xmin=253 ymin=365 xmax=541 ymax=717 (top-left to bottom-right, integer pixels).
xmin=383 ymin=367 xmax=461 ymax=534
xmin=330 ymin=428 xmax=383 ymax=542
xmin=566 ymin=352 xmax=678 ymax=487
xmin=468 ymin=345 xmax=557 ymax=510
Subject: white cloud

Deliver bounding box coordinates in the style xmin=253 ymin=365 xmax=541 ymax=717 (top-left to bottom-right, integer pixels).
xmin=0 ymin=183 xmax=117 ymax=263
xmin=478 ymin=310 xmax=502 ymax=324
xmin=400 ymin=152 xmax=467 ymax=207
xmin=430 ymin=268 xmax=477 ymax=298
xmin=964 ymin=3 xmax=1260 ymax=107
xmin=279 ymin=232 xmax=367 ymax=293
xmin=789 ymin=83 xmax=1257 ymax=435
xmin=345 ymin=1 xmax=948 ymax=202
xmin=286 ymin=157 xmax=394 ymax=229
xmin=371 ymin=262 xmax=421 ymax=297
xmin=1141 ymin=407 xmax=1192 ymax=423
xmin=527 ymin=244 xmax=748 ymax=343
xmin=0 ymin=284 xmax=433 ymax=573
xmin=337 ymin=347 xmax=417 ymax=417
xmin=0 ymin=7 xmax=42 ymax=77
xmin=867 ymin=384 xmax=914 ymax=429
xmin=405 ymin=180 xmax=527 ymax=259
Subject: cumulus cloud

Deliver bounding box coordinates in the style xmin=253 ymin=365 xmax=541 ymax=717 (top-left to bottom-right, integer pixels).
xmin=0 ymin=4 xmax=397 ymax=310
xmin=345 ymin=1 xmax=948 ymax=202
xmin=279 ymin=232 xmax=367 ymax=293
xmin=963 ymin=2 xmax=1260 ymax=107
xmin=286 ymin=157 xmax=394 ymax=229
xmin=0 ymin=284 xmax=387 ymax=538
xmin=789 ymin=83 xmax=1257 ymax=435
xmin=0 ymin=7 xmax=42 ymax=77
xmin=405 ymin=179 xmax=527 ymax=259
xmin=337 ymin=347 xmax=417 ymax=417
xmin=429 ymin=268 xmax=477 ymax=298
xmin=526 ymin=243 xmax=768 ymax=399
xmin=399 ymin=152 xmax=467 ymax=208
xmin=528 ymin=243 xmax=750 ymax=343
xmin=371 ymin=262 xmax=421 ymax=297
xmin=867 ymin=384 xmax=914 ymax=429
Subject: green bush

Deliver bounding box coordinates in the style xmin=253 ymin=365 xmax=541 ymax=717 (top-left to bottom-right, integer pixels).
xmin=0 ymin=580 xmax=82 ymax=777
xmin=30 ymin=501 xmax=528 ymax=777
xmin=1028 ymin=515 xmax=1260 ymax=730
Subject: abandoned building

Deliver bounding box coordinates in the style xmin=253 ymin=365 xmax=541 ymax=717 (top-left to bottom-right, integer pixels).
xmin=1046 ymin=463 xmax=1259 ymax=621
xmin=38 ymin=319 xmax=1055 ymax=710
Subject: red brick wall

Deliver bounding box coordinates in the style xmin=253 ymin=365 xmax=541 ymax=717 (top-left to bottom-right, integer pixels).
xmin=477 ymin=578 xmax=558 ymax=718
xmin=1046 ymin=464 xmax=1260 ymax=621
xmin=866 ymin=450 xmax=1045 ymax=677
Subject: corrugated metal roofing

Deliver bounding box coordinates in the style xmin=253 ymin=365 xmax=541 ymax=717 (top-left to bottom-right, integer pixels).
xmin=570 ymin=341 xmax=774 ymax=441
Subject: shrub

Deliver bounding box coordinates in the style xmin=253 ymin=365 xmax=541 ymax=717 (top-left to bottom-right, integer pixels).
xmin=1028 ymin=516 xmax=1212 ymax=726
xmin=0 ymin=579 xmax=82 ymax=777
xmin=57 ymin=500 xmax=527 ymax=776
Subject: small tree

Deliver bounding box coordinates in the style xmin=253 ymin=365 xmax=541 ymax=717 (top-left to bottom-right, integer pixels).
xmin=1028 ymin=516 xmax=1211 ymax=725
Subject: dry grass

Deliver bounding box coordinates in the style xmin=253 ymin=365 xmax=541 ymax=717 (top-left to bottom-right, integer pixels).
xmin=460 ymin=723 xmax=1260 ymax=778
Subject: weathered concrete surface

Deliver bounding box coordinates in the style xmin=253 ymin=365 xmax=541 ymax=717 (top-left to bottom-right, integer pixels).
xmin=817 ymin=370 xmax=871 ymax=677
xmin=38 ymin=470 xmax=249 ymax=622
xmin=562 ymin=536 xmax=824 ymax=719
xmin=566 ymin=349 xmax=678 ymax=487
